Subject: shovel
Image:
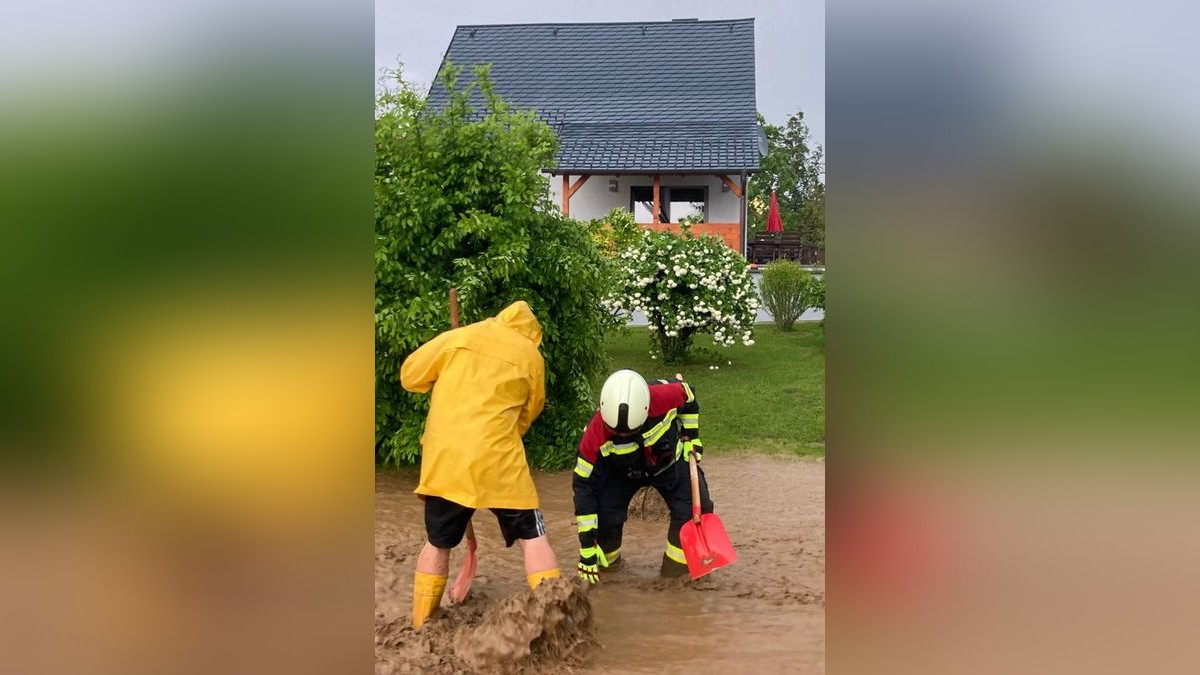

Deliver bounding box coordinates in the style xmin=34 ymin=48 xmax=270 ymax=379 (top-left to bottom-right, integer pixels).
xmin=448 ymin=521 xmax=477 ymax=603
xmin=678 ymin=446 xmax=737 ymax=580
xmin=445 ymin=287 xmax=478 ymax=604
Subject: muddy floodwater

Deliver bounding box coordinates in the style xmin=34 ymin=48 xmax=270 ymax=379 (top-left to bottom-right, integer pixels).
xmin=376 ymin=455 xmax=825 ymax=674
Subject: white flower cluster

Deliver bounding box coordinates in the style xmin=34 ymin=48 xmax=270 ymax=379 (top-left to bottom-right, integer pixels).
xmin=607 ymin=230 xmax=759 ymax=349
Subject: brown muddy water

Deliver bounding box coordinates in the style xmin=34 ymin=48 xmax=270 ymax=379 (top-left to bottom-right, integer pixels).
xmin=376 ymin=455 xmax=825 ymax=674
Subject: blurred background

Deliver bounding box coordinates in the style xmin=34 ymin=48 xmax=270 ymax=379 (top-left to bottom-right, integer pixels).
xmin=828 ymin=1 xmax=1200 ymax=673
xmin=0 ymin=1 xmax=374 ymax=673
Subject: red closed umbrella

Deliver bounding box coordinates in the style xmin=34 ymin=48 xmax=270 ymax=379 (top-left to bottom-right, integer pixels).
xmin=765 ymin=191 xmax=784 ymax=233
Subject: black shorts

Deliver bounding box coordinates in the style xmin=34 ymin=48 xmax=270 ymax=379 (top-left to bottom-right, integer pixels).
xmin=424 ymin=496 xmax=547 ymax=549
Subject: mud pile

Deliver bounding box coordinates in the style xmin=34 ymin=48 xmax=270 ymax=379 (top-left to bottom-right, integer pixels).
xmin=375 ymin=578 xmax=594 ymax=675
xmin=628 ymin=486 xmax=670 ymax=521
xmin=455 ymin=577 xmax=594 ymax=672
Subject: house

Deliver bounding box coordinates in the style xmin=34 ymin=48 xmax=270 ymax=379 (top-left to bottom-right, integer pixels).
xmin=427 ymin=18 xmax=764 ymax=255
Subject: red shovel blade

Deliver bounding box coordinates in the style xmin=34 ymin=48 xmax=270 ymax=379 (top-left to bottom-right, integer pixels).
xmin=448 ymin=534 xmax=477 ymax=604
xmin=679 ymin=512 xmax=738 ymax=580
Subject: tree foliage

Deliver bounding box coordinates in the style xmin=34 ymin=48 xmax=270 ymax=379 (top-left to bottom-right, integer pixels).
xmin=375 ymin=64 xmax=612 ymax=469
xmin=748 ymin=110 xmax=825 ymax=248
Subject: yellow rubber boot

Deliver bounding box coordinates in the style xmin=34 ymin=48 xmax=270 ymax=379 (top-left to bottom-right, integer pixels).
xmin=412 ymin=571 xmax=447 ymax=629
xmin=526 ymin=568 xmax=561 ymax=590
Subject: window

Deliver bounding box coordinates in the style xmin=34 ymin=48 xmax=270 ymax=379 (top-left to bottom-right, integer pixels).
xmin=668 ymin=187 xmax=706 ymax=222
xmin=630 ymin=186 xmax=708 ymax=223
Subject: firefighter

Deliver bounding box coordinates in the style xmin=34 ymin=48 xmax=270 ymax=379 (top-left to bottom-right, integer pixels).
xmin=573 ymin=369 xmax=714 ymax=585
xmin=400 ymin=300 xmax=561 ymax=628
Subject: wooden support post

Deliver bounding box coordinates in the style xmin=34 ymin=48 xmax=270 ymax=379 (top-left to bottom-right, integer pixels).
xmin=652 ymin=174 xmax=661 ymax=224
xmin=739 ymin=173 xmax=748 ymax=256
xmin=562 ymin=174 xmax=570 ymax=216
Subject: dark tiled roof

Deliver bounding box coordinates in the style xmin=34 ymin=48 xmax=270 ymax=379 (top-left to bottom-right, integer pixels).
xmin=427 ymin=19 xmax=762 ymax=173
xmin=556 ymin=122 xmax=762 ymax=173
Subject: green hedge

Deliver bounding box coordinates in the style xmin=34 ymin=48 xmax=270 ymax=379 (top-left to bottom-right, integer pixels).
xmin=374 ymin=64 xmax=612 ymax=469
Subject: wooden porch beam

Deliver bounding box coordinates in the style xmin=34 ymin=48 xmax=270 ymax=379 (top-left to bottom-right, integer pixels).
xmin=717 ymin=174 xmax=744 ymax=198
xmin=562 ymin=174 xmax=570 ymax=216
xmin=567 ymin=174 xmax=590 ymax=199
xmin=652 ymin=175 xmax=661 ymax=225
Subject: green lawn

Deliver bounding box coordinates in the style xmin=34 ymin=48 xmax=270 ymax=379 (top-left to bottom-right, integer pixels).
xmin=594 ymin=323 xmax=825 ymax=456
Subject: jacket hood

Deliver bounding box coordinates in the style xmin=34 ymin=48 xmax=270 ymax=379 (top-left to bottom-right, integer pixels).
xmin=495 ymin=300 xmax=542 ymax=346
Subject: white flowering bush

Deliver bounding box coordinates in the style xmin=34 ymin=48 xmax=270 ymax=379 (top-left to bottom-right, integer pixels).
xmin=604 ymin=219 xmax=758 ymax=363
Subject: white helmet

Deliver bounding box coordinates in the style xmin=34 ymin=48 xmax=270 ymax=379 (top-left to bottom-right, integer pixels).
xmin=599 ymin=369 xmax=651 ymax=433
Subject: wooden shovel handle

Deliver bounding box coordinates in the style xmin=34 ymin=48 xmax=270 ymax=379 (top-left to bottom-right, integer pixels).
xmin=687 ymin=441 xmax=702 ymax=525
xmin=449 ymin=289 xmax=477 ymax=543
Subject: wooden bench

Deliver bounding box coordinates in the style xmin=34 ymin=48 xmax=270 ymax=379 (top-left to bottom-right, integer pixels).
xmin=747 ymin=232 xmax=824 ymax=265
xmin=747 ymin=232 xmax=781 ymax=264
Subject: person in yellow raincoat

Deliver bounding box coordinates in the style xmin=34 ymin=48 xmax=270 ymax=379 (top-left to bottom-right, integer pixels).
xmin=400 ymin=299 xmax=561 ymax=628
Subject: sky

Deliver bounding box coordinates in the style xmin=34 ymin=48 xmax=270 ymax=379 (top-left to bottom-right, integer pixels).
xmin=374 ymin=0 xmax=825 ymax=151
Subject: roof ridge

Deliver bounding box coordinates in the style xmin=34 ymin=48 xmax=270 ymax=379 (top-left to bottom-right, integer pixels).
xmin=454 ymin=18 xmax=754 ymax=29
xmin=561 ymin=120 xmax=755 ymax=124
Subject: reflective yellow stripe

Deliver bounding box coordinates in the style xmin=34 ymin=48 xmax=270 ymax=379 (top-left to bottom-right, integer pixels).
xmin=665 ymin=541 xmax=687 ymax=564
xmin=680 ymin=413 xmax=699 ymax=429
xmin=682 ymin=382 xmax=695 ymax=402
xmin=612 ymin=442 xmax=639 ymax=455
xmin=600 ymin=441 xmax=639 ymax=457
xmin=574 ymin=457 xmax=594 ymax=478
xmin=642 ymin=409 xmax=678 ymax=445
xmin=578 ymin=546 xmax=618 ymax=567
xmin=576 ymin=514 xmax=598 ymax=532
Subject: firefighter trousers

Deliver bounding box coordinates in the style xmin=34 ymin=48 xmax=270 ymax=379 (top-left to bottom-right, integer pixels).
xmin=595 ymin=457 xmax=715 ymax=576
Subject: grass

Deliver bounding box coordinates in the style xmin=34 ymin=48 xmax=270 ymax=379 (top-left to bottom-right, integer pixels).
xmin=594 ymin=323 xmax=825 ymax=457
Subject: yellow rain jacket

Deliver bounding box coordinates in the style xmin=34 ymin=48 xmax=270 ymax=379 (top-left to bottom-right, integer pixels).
xmin=400 ymin=300 xmax=545 ymax=510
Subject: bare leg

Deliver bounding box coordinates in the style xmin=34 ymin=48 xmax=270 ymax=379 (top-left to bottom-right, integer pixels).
xmin=518 ymin=534 xmax=558 ymax=574
xmin=519 ymin=534 xmax=561 ymax=589
xmin=416 ymin=541 xmax=451 ymax=575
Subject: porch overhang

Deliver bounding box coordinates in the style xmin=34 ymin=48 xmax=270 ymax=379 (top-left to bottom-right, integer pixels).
xmin=545 ymin=167 xmax=761 ymax=176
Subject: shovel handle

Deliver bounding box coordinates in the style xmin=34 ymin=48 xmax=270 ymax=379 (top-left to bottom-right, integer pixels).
xmin=687 ymin=441 xmax=702 ymax=525
xmin=450 ymin=288 xmax=471 ymax=542
xmin=448 ymin=287 xmax=478 ymax=601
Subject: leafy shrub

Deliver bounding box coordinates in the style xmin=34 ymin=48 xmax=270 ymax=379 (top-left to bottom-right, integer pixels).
xmin=811 ymin=273 xmax=825 ymax=311
xmin=375 ymin=63 xmax=612 ymax=469
xmin=586 ymin=207 xmax=642 ymax=259
xmin=585 ymin=208 xmax=642 ymax=335
xmin=605 ymin=218 xmax=759 ymax=363
xmin=760 ymin=260 xmax=816 ymax=330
